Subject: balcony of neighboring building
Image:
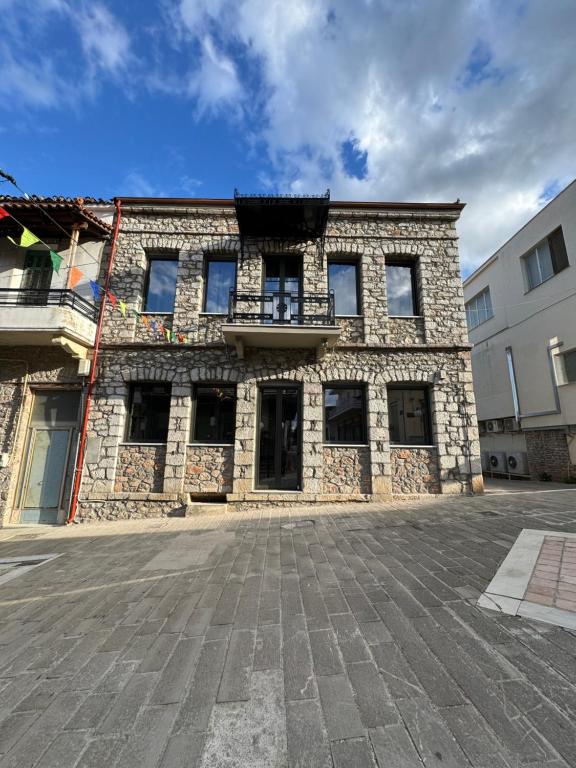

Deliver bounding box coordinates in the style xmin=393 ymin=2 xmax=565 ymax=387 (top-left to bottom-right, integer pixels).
xmin=222 ymin=289 xmax=341 ymax=356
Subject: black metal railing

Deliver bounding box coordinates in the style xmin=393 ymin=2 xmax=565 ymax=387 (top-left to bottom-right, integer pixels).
xmin=228 ymin=290 xmax=335 ymax=325
xmin=0 ymin=288 xmax=98 ymax=322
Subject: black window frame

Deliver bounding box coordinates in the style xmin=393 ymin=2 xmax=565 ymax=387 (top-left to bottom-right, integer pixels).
xmin=125 ymin=382 xmax=171 ymax=443
xmin=143 ymin=252 xmax=179 ymax=314
xmin=386 ymin=261 xmax=419 ymax=316
xmin=327 ymin=258 xmax=361 ymax=316
xmin=203 ymin=255 xmax=237 ymax=314
xmin=323 ymin=384 xmax=368 ymax=445
xmin=190 ymin=383 xmax=237 ymax=444
xmin=387 ymin=385 xmax=433 ymax=446
xmin=563 ymin=349 xmax=576 ymax=384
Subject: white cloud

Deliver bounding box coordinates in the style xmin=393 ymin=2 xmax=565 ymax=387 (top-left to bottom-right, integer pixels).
xmin=188 ymin=36 xmax=243 ymax=115
xmin=73 ymin=3 xmax=132 ymax=74
xmin=169 ymin=0 xmax=576 ymax=271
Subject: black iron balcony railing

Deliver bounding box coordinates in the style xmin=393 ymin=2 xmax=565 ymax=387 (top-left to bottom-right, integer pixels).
xmin=228 ymin=290 xmax=336 ymax=325
xmin=0 ymin=288 xmax=98 ymax=322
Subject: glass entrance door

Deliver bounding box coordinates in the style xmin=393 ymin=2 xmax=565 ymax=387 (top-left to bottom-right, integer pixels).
xmin=19 ymin=390 xmax=81 ymax=524
xmin=257 ymin=386 xmax=301 ymax=490
xmin=263 ymin=255 xmax=302 ymax=324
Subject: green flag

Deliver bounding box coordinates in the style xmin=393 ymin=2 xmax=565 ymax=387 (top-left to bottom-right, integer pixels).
xmin=8 ymin=226 xmax=40 ymax=248
xmin=50 ymin=250 xmax=63 ymax=273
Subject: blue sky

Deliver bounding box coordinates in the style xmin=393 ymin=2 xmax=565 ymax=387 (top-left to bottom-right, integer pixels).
xmin=1 ymin=0 xmax=575 ymax=272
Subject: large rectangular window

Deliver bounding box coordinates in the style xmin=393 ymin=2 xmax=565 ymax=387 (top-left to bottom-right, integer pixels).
xmin=191 ymin=385 xmax=236 ymax=443
xmin=324 ymin=386 xmax=367 ymax=444
xmin=204 ymin=258 xmax=237 ymax=313
xmin=144 ymin=255 xmax=178 ymax=313
xmin=126 ymin=383 xmax=171 ymax=443
xmin=563 ymin=350 xmax=576 ymax=384
xmin=465 ymin=287 xmax=493 ymax=330
xmin=388 ymin=387 xmax=432 ymax=445
xmin=386 ymin=263 xmax=418 ymax=316
xmin=523 ymin=227 xmax=569 ymax=291
xmin=328 ymin=261 xmax=360 ymax=315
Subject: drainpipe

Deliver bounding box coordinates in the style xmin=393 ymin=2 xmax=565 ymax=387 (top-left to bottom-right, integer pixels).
xmin=67 ymin=200 xmax=122 ymax=524
xmin=505 ymin=342 xmax=562 ymax=421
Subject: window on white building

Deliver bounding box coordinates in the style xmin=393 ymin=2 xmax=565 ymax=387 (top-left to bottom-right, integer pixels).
xmin=465 ymin=287 xmax=493 ymax=330
xmin=563 ymin=350 xmax=576 ymax=383
xmin=522 ymin=227 xmax=569 ymax=291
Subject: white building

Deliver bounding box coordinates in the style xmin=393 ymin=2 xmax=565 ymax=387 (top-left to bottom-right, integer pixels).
xmin=463 ymin=179 xmax=576 ymax=481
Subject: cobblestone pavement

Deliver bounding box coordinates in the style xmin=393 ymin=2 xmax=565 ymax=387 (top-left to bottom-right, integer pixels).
xmin=1 ymin=486 xmax=576 ymax=767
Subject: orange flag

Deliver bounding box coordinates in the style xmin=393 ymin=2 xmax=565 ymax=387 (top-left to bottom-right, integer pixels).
xmin=68 ymin=266 xmax=83 ymax=289
xmin=141 ymin=315 xmax=150 ymax=328
xmin=107 ymin=291 xmax=117 ymax=310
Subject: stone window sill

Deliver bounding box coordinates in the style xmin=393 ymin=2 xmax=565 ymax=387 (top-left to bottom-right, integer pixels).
xmin=336 ymin=315 xmax=364 ymax=318
xmin=187 ymin=443 xmax=234 ymax=447
xmin=388 ymin=315 xmax=423 ymax=319
xmin=119 ymin=441 xmax=167 ymax=446
xmin=140 ymin=312 xmax=174 ymax=316
xmin=199 ymin=312 xmax=228 ymax=316
xmin=323 ymin=443 xmax=370 ymax=448
xmin=391 ymin=444 xmax=436 ymax=449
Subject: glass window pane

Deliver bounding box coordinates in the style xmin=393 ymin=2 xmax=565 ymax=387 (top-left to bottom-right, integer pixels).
xmin=328 ymin=262 xmax=359 ymax=315
xmin=127 ymin=384 xmax=171 ymax=442
xmin=193 ymin=385 xmax=236 ymax=443
xmin=145 ymin=258 xmax=178 ymax=313
xmin=31 ymin=390 xmax=81 ymax=425
xmin=564 ymin=351 xmax=576 ymax=383
xmin=205 ymin=260 xmax=236 ymax=313
xmin=484 ymin=290 xmax=493 ymax=317
xmin=386 ymin=265 xmax=416 ymax=315
xmin=324 ymin=387 xmax=365 ymax=443
xmin=388 ymin=388 xmax=430 ymax=445
xmin=537 ymin=240 xmax=554 ymax=282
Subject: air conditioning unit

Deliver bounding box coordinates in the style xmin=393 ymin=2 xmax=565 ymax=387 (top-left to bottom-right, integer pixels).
xmin=507 ymin=452 xmax=529 ymax=475
xmin=486 ymin=419 xmax=503 ymax=433
xmin=488 ymin=452 xmax=507 ymax=471
xmin=503 ymin=418 xmax=520 ymax=432
xmin=481 ymin=451 xmax=491 ymax=472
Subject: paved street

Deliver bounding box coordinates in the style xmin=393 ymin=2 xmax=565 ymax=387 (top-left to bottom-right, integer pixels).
xmin=1 ymin=484 xmax=576 ymax=767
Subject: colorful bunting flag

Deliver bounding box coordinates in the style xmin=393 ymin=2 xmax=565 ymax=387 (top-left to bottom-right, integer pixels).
xmin=68 ymin=266 xmax=83 ymax=289
xmin=142 ymin=315 xmax=150 ymax=328
xmin=177 ymin=333 xmax=184 ymax=343
xmin=49 ymin=250 xmax=63 ymax=273
xmin=131 ymin=308 xmax=140 ymax=320
xmin=89 ymin=280 xmax=101 ymax=301
xmin=8 ymin=226 xmax=40 ymax=248
xmin=107 ymin=291 xmax=117 ymax=310
xmin=165 ymin=329 xmax=171 ymax=341
xmin=150 ymin=321 xmax=157 ymax=332
xmin=119 ymin=300 xmax=126 ymax=317
xmin=0 ymin=206 xmax=9 ymax=219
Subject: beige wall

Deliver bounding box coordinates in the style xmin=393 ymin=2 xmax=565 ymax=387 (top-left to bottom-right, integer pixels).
xmin=464 ymin=179 xmax=576 ymax=429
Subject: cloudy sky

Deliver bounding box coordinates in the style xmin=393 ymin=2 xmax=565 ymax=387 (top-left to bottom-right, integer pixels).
xmin=1 ymin=0 xmax=575 ymax=273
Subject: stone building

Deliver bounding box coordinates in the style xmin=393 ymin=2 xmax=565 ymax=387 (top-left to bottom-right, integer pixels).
xmin=0 ymin=196 xmax=112 ymax=525
xmin=74 ymin=193 xmax=482 ymax=522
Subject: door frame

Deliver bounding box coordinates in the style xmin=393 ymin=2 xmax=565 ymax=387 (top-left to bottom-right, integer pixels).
xmin=262 ymin=254 xmax=303 ymax=324
xmin=255 ymin=382 xmax=302 ymax=491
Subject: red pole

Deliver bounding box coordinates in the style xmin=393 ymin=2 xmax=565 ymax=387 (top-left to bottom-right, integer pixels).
xmin=67 ymin=199 xmax=122 ymax=524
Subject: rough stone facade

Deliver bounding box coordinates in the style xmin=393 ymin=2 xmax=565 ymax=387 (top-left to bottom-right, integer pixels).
xmin=526 ymin=430 xmax=576 ymax=482
xmin=391 ymin=447 xmax=441 ymax=494
xmin=63 ymin=199 xmax=481 ymax=522
xmin=114 ymin=444 xmax=166 ymax=493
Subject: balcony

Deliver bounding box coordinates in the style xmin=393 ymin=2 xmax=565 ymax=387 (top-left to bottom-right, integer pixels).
xmin=0 ymin=289 xmax=98 ymax=356
xmin=221 ymin=291 xmax=341 ymax=357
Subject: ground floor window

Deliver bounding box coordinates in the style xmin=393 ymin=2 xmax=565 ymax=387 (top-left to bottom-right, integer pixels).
xmin=323 ymin=385 xmax=367 ymax=443
xmin=388 ymin=386 xmax=432 ymax=445
xmin=126 ymin=383 xmax=171 ymax=442
xmin=191 ymin=384 xmax=236 ymax=443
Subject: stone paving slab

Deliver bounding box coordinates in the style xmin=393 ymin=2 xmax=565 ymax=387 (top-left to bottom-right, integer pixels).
xmin=1 ymin=489 xmax=576 ymax=766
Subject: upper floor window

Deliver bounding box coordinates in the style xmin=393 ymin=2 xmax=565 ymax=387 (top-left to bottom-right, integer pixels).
xmin=324 ymin=385 xmax=367 ymax=444
xmin=144 ymin=254 xmax=178 ymax=313
xmin=328 ymin=261 xmax=360 ymax=315
xmin=388 ymin=386 xmax=432 ymax=445
xmin=204 ymin=257 xmax=237 ymax=314
xmin=562 ymin=349 xmax=576 ymax=384
xmin=191 ymin=384 xmax=236 ymax=443
xmin=386 ymin=263 xmax=418 ymax=316
xmin=125 ymin=383 xmax=171 ymax=442
xmin=465 ymin=287 xmax=493 ymax=330
xmin=522 ymin=227 xmax=569 ymax=291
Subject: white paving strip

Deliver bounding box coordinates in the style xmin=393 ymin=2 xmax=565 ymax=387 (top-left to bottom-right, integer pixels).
xmin=0 ymin=553 xmax=62 ymax=586
xmin=478 ymin=528 xmax=576 ymax=630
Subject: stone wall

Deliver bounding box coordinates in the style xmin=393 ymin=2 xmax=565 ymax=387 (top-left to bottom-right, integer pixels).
xmin=185 ymin=445 xmax=234 ymax=494
xmin=114 ymin=444 xmax=166 ymax=493
xmin=526 ymin=430 xmax=576 ymax=481
xmin=337 ymin=317 xmax=365 ymax=344
xmin=391 ymin=447 xmax=441 ymax=494
xmin=387 ymin=317 xmax=426 ymax=345
xmin=322 ymin=446 xmax=371 ymax=494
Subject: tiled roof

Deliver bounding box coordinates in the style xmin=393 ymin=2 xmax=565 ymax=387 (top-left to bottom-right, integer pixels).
xmin=0 ymin=195 xmax=112 ymax=235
